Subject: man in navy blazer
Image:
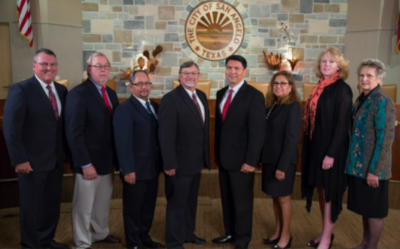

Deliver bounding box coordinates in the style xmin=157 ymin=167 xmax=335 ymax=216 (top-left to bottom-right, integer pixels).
xmin=213 ymin=55 xmax=265 ymax=249
xmin=158 ymin=61 xmax=210 ymax=249
xmin=3 ymin=48 xmax=68 ymax=249
xmin=113 ymin=70 xmax=163 ymax=249
xmin=65 ymin=52 xmax=121 ymax=249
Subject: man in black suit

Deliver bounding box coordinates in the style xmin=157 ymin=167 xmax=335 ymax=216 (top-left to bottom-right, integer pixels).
xmin=158 ymin=61 xmax=210 ymax=249
xmin=113 ymin=70 xmax=163 ymax=249
xmin=3 ymin=48 xmax=68 ymax=249
xmin=65 ymin=52 xmax=121 ymax=249
xmin=212 ymin=55 xmax=265 ymax=249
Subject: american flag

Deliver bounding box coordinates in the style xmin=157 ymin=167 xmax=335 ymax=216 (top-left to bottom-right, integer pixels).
xmin=397 ymin=10 xmax=400 ymax=54
xmin=17 ymin=0 xmax=34 ymax=48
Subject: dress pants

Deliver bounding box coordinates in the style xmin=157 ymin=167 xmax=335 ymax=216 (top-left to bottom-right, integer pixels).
xmin=165 ymin=173 xmax=201 ymax=249
xmin=122 ymin=176 xmax=158 ymax=247
xmin=72 ymin=173 xmax=114 ymax=249
xmin=219 ymin=167 xmax=254 ymax=248
xmin=18 ymin=165 xmax=63 ymax=248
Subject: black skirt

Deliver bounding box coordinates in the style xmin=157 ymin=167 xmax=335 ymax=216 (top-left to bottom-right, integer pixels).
xmin=347 ymin=175 xmax=389 ymax=218
xmin=262 ymin=164 xmax=296 ymax=197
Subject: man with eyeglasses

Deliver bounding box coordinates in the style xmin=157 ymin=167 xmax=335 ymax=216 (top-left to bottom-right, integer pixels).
xmin=213 ymin=55 xmax=265 ymax=249
xmin=113 ymin=70 xmax=163 ymax=249
xmin=65 ymin=52 xmax=121 ymax=249
xmin=3 ymin=48 xmax=68 ymax=249
xmin=158 ymin=61 xmax=210 ymax=249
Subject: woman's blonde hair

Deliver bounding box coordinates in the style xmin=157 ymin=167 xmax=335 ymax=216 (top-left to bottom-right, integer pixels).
xmin=266 ymin=71 xmax=301 ymax=108
xmin=314 ymin=46 xmax=349 ymax=80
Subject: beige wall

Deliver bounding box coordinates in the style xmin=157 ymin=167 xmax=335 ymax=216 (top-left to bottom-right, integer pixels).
xmin=345 ymin=0 xmax=400 ymax=102
xmin=0 ymin=0 xmax=83 ymax=93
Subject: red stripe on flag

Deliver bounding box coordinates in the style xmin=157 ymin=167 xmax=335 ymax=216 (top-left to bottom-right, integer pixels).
xmin=397 ymin=10 xmax=400 ymax=54
xmin=17 ymin=0 xmax=34 ymax=48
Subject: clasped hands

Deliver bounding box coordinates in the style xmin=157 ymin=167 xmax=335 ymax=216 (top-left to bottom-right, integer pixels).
xmin=163 ymin=163 xmax=255 ymax=176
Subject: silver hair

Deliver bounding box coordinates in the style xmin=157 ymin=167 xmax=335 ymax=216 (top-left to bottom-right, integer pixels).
xmin=357 ymin=59 xmax=386 ymax=80
xmin=86 ymin=52 xmax=110 ymax=67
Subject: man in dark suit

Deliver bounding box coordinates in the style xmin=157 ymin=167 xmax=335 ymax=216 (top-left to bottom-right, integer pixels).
xmin=158 ymin=61 xmax=210 ymax=249
xmin=3 ymin=48 xmax=68 ymax=249
xmin=212 ymin=55 xmax=265 ymax=249
xmin=65 ymin=52 xmax=121 ymax=249
xmin=113 ymin=70 xmax=163 ymax=249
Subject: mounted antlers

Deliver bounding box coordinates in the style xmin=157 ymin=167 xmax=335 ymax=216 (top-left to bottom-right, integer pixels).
xmin=263 ymin=51 xmax=282 ymax=70
xmin=134 ymin=45 xmax=164 ymax=74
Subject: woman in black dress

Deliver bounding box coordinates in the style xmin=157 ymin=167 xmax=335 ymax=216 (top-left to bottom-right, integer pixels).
xmin=301 ymin=47 xmax=352 ymax=249
xmin=262 ymin=71 xmax=302 ymax=249
xmin=345 ymin=59 xmax=396 ymax=249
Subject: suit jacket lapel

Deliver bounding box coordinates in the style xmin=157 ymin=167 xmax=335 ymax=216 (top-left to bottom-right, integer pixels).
xmin=86 ymin=80 xmax=112 ymax=116
xmin=178 ymin=85 xmax=204 ymax=129
xmin=269 ymin=104 xmax=282 ymax=119
xmin=352 ymin=87 xmax=379 ymax=131
xmin=31 ymin=76 xmax=59 ymax=121
xmin=224 ymin=82 xmax=247 ymax=121
xmin=106 ymin=86 xmax=118 ymax=111
xmin=216 ymin=87 xmax=228 ymax=120
xmin=198 ymin=91 xmax=208 ymax=125
xmin=54 ymin=83 xmax=65 ymax=120
xmin=129 ymin=95 xmax=153 ymax=125
xmin=150 ymin=100 xmax=158 ymax=114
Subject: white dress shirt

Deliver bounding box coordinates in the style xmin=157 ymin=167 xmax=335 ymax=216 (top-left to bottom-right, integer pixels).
xmin=219 ymin=80 xmax=245 ymax=113
xmin=133 ymin=94 xmax=158 ymax=119
xmin=35 ymin=75 xmax=61 ymax=116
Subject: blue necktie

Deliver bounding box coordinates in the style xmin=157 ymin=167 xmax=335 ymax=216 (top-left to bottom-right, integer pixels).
xmin=145 ymin=102 xmax=157 ymax=125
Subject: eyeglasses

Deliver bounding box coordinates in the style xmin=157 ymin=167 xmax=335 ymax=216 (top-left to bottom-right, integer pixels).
xmin=131 ymin=82 xmax=153 ymax=87
xmin=35 ymin=62 xmax=58 ymax=68
xmin=89 ymin=65 xmax=110 ymax=70
xmin=181 ymin=72 xmax=199 ymax=76
xmin=273 ymin=82 xmax=289 ymax=87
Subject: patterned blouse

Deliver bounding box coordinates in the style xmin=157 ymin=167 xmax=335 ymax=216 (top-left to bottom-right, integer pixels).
xmin=345 ymin=86 xmax=396 ymax=180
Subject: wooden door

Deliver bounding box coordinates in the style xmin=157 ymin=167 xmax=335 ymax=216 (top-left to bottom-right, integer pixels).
xmin=0 ymin=23 xmax=13 ymax=100
xmin=392 ymin=105 xmax=400 ymax=180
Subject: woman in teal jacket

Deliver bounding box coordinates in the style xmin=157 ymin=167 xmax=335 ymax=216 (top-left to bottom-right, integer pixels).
xmin=345 ymin=59 xmax=396 ymax=249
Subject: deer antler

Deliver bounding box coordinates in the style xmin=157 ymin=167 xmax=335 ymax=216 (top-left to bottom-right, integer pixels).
xmin=263 ymin=51 xmax=282 ymax=70
xmin=287 ymin=58 xmax=299 ymax=71
xmin=152 ymin=45 xmax=163 ymax=58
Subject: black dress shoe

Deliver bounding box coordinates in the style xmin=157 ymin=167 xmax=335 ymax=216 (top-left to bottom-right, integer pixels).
xmin=132 ymin=245 xmax=147 ymax=249
xmin=185 ymin=236 xmax=206 ymax=245
xmin=307 ymin=234 xmax=334 ymax=248
xmin=263 ymin=236 xmax=280 ymax=245
xmin=142 ymin=239 xmax=165 ymax=248
xmin=95 ymin=235 xmax=121 ymax=243
xmin=234 ymin=246 xmax=247 ymax=249
xmin=212 ymin=235 xmax=235 ymax=244
xmin=41 ymin=240 xmax=69 ymax=249
xmin=274 ymin=237 xmax=292 ymax=249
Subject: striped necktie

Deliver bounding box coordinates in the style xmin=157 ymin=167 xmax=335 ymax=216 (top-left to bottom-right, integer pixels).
xmin=145 ymin=101 xmax=157 ymax=124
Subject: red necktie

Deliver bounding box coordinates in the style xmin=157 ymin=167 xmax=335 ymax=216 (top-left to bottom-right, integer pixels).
xmin=192 ymin=93 xmax=204 ymax=125
xmin=101 ymin=86 xmax=113 ymax=115
xmin=222 ymin=89 xmax=233 ymax=121
xmin=46 ymin=85 xmax=59 ymax=121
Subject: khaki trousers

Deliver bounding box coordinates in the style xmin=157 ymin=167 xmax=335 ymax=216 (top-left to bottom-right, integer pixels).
xmin=72 ymin=173 xmax=114 ymax=249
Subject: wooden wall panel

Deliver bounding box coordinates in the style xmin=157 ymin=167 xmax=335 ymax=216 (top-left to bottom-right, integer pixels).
xmin=0 ymin=23 xmax=12 ymax=100
xmin=392 ymin=105 xmax=400 ymax=180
